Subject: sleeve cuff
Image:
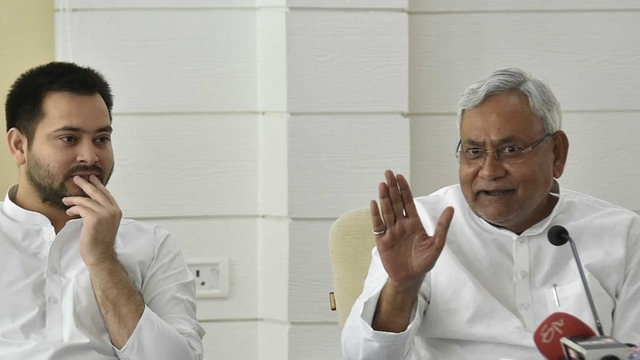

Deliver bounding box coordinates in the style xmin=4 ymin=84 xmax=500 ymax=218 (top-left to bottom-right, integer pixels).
xmin=358 ymin=285 xmax=426 ymax=343
xmin=114 ymin=306 xmax=203 ymax=360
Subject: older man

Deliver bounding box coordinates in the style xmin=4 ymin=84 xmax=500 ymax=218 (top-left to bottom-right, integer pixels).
xmin=1 ymin=62 xmax=204 ymax=359
xmin=342 ymin=68 xmax=640 ymax=359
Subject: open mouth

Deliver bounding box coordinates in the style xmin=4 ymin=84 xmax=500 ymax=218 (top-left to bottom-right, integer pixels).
xmin=479 ymin=190 xmax=514 ymax=197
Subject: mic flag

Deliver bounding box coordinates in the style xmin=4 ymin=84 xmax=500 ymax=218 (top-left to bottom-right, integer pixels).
xmin=534 ymin=312 xmax=596 ymax=360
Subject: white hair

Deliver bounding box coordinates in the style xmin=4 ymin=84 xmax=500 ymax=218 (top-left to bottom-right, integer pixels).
xmin=456 ymin=68 xmax=562 ymax=134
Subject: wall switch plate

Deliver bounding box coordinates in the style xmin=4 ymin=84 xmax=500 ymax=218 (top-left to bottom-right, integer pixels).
xmin=187 ymin=258 xmax=229 ymax=298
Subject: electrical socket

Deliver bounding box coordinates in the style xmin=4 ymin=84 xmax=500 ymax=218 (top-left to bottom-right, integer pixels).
xmin=188 ymin=258 xmax=229 ymax=298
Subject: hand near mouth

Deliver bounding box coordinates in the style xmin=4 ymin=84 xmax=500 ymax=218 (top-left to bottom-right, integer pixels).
xmin=72 ymin=174 xmax=96 ymax=182
xmin=62 ymin=175 xmax=122 ymax=267
xmin=61 ymin=175 xmax=143 ymax=348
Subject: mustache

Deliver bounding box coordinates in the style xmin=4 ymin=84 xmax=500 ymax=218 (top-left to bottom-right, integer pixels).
xmin=66 ymin=165 xmax=105 ymax=180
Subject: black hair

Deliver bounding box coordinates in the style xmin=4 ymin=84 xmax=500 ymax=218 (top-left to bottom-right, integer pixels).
xmin=5 ymin=61 xmax=113 ymax=140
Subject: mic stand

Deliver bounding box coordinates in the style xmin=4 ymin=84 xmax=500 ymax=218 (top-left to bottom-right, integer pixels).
xmin=568 ymin=238 xmax=605 ymax=336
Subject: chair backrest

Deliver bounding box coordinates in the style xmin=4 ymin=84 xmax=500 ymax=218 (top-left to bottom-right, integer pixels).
xmin=328 ymin=208 xmax=376 ymax=328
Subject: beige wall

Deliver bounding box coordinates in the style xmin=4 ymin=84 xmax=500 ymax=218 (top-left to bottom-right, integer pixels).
xmin=0 ymin=0 xmax=54 ymax=194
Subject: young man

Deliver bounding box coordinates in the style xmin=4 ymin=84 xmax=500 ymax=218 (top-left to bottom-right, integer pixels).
xmin=1 ymin=62 xmax=204 ymax=359
xmin=342 ymin=68 xmax=640 ymax=359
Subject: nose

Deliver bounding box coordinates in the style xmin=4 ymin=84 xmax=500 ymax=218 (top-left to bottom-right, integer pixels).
xmin=478 ymin=151 xmax=506 ymax=179
xmin=76 ymin=142 xmax=99 ymax=164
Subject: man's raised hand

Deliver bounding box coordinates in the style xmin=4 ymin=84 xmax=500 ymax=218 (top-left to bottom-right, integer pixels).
xmin=370 ymin=170 xmax=454 ymax=290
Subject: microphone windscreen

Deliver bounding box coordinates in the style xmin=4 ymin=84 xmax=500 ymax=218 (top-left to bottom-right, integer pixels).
xmin=534 ymin=312 xmax=596 ymax=360
xmin=548 ymin=225 xmax=570 ymax=246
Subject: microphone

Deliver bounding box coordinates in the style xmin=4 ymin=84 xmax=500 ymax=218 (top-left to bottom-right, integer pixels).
xmin=560 ymin=336 xmax=631 ymax=359
xmin=533 ymin=312 xmax=632 ymax=360
xmin=534 ymin=312 xmax=596 ymax=360
xmin=544 ymin=226 xmax=633 ymax=359
xmin=547 ymin=225 xmax=605 ymax=336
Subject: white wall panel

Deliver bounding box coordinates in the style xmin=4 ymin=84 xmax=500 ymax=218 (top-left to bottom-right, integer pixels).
xmin=289 ymin=323 xmax=343 ymax=360
xmin=258 ymin=10 xmax=288 ymax=112
xmin=259 ymin=114 xmax=289 ymax=216
xmin=150 ymin=217 xmax=259 ymax=321
xmin=288 ymin=115 xmax=410 ymax=218
xmin=561 ymin=112 xmax=640 ymax=212
xmin=109 ymin=114 xmax=259 ymax=218
xmin=56 ymin=0 xmax=257 ymax=9
xmin=288 ymin=0 xmax=407 ymax=9
xmin=287 ymin=10 xmax=408 ymax=113
xmin=259 ymin=0 xmax=287 ymax=7
xmin=201 ymin=321 xmax=258 ymax=360
xmin=260 ymin=0 xmax=408 ymax=8
xmin=258 ymin=218 xmax=290 ymax=322
xmin=410 ymin=0 xmax=640 ymax=12
xmin=410 ymin=115 xmax=460 ymax=197
xmin=410 ymin=12 xmax=640 ymax=114
xmin=258 ymin=321 xmax=289 ymax=360
xmin=55 ymin=9 xmax=257 ymax=113
xmin=289 ymin=219 xmax=338 ymax=323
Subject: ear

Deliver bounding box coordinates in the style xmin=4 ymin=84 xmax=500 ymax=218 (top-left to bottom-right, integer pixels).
xmin=551 ymin=130 xmax=569 ymax=179
xmin=6 ymin=128 xmax=28 ymax=165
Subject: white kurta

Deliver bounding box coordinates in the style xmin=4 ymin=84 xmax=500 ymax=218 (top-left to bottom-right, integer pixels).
xmin=342 ymin=185 xmax=640 ymax=360
xmin=0 ymin=190 xmax=205 ymax=360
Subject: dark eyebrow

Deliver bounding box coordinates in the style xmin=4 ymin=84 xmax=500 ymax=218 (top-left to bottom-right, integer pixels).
xmin=462 ymin=136 xmax=516 ymax=147
xmin=463 ymin=139 xmax=484 ymax=147
xmin=52 ymin=126 xmax=113 ymax=134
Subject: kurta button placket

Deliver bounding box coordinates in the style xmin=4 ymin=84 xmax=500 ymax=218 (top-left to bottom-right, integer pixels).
xmin=44 ymin=225 xmax=63 ymax=342
xmin=513 ymin=235 xmax=535 ymax=331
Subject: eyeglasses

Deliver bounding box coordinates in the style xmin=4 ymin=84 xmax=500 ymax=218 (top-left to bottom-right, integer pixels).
xmin=455 ymin=133 xmax=553 ymax=167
